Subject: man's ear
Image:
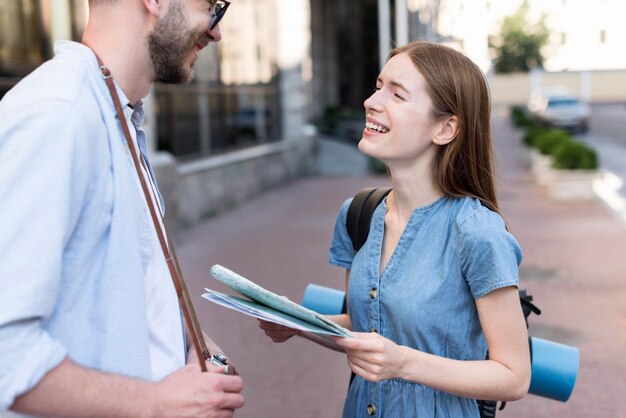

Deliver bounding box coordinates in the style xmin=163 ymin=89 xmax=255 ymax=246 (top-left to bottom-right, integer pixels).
xmin=433 ymin=115 xmax=459 ymax=146
xmin=141 ymin=0 xmax=163 ymax=17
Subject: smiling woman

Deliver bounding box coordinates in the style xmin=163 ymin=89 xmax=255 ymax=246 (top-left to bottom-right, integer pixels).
xmin=259 ymin=40 xmax=531 ymax=418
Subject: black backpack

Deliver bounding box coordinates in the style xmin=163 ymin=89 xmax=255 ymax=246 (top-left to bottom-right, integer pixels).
xmin=345 ymin=187 xmax=541 ymax=418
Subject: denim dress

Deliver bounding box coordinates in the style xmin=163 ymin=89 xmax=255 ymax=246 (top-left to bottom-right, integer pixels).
xmin=329 ymin=195 xmax=522 ymax=418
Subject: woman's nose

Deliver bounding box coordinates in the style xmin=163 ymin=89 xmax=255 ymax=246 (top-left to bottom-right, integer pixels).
xmin=364 ymin=91 xmax=382 ymax=112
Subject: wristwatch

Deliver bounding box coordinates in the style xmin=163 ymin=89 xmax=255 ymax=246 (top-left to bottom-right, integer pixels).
xmin=210 ymin=353 xmax=230 ymax=374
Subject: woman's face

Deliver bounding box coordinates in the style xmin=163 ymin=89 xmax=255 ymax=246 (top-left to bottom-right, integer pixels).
xmin=359 ymin=53 xmax=442 ymax=167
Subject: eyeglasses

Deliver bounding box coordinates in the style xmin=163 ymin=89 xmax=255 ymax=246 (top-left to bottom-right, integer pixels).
xmin=209 ymin=0 xmax=230 ymax=31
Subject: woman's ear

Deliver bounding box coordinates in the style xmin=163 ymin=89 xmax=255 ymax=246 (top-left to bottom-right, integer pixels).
xmin=433 ymin=115 xmax=459 ymax=145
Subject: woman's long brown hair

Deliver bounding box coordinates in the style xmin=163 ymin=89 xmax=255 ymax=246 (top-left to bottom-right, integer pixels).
xmin=389 ymin=41 xmax=500 ymax=216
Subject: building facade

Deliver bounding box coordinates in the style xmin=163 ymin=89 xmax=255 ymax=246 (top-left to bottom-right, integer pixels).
xmin=0 ymin=0 xmax=317 ymax=232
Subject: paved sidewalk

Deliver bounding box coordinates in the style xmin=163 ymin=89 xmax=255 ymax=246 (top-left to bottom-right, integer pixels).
xmin=177 ymin=116 xmax=626 ymax=417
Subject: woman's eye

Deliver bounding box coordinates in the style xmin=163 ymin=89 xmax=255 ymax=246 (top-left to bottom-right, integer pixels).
xmin=394 ymin=93 xmax=405 ymax=100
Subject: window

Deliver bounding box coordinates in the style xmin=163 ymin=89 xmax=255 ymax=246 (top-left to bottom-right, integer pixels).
xmin=0 ymin=0 xmax=89 ymax=99
xmin=0 ymin=0 xmax=48 ymax=77
xmin=155 ymin=0 xmax=282 ymax=157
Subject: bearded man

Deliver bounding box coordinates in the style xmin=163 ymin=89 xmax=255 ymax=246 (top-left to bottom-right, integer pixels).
xmin=0 ymin=1 xmax=245 ymax=417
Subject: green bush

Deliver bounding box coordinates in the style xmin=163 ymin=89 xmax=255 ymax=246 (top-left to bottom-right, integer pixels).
xmin=523 ymin=125 xmax=548 ymax=147
xmin=551 ymin=141 xmax=598 ymax=170
xmin=533 ymin=129 xmax=572 ymax=155
xmin=510 ymin=105 xmax=534 ymax=127
xmin=368 ymin=157 xmax=387 ymax=175
xmin=317 ymin=105 xmax=342 ymax=134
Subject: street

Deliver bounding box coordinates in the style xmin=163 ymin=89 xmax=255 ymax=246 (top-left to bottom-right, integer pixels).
xmin=578 ymin=103 xmax=626 ymax=224
xmin=584 ymin=104 xmax=626 ymax=145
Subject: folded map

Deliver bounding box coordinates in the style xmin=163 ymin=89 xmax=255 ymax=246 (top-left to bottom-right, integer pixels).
xmin=203 ymin=264 xmax=352 ymax=342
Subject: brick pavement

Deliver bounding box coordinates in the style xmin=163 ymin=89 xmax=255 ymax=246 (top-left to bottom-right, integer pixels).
xmin=177 ymin=116 xmax=626 ymax=417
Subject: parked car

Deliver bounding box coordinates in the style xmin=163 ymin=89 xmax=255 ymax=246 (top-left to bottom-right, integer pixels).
xmin=528 ymin=89 xmax=590 ymax=132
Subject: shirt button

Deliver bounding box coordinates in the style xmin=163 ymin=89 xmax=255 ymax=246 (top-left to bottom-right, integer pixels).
xmin=369 ymin=287 xmax=377 ymax=299
xmin=367 ymin=403 xmax=376 ymax=415
xmin=370 ymin=327 xmax=377 ymax=333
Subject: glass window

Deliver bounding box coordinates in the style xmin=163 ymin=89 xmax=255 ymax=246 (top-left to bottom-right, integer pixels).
xmin=155 ymin=0 xmax=282 ymax=157
xmin=1 ymin=0 xmax=283 ymax=157
xmin=0 ymin=0 xmax=47 ymax=77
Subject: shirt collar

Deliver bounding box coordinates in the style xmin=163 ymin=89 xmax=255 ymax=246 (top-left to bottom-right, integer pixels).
xmin=53 ymin=40 xmax=138 ymax=114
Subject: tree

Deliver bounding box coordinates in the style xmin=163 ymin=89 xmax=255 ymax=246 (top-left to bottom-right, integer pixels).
xmin=490 ymin=4 xmax=550 ymax=73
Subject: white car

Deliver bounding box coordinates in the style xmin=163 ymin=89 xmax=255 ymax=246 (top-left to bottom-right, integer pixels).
xmin=528 ymin=90 xmax=590 ymax=132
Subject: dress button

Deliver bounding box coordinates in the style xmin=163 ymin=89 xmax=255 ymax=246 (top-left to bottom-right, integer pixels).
xmin=367 ymin=403 xmax=376 ymax=415
xmin=370 ymin=327 xmax=377 ymax=333
xmin=369 ymin=287 xmax=377 ymax=299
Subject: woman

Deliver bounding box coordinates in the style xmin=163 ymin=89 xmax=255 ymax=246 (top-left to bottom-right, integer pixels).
xmin=260 ymin=41 xmax=530 ymax=417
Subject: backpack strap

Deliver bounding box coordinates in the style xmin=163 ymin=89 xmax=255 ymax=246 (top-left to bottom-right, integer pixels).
xmin=346 ymin=187 xmax=392 ymax=252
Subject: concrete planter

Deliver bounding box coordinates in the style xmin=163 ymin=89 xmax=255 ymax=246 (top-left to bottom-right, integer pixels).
xmin=547 ymin=168 xmax=599 ymax=201
xmin=530 ymin=149 xmax=552 ymax=186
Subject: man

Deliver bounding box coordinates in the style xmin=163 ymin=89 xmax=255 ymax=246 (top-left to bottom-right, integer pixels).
xmin=0 ymin=0 xmax=244 ymax=417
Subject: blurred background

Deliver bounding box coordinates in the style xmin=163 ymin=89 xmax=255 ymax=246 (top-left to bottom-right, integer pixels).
xmin=2 ymin=0 xmax=625 ymax=416
xmin=1 ymin=0 xmax=625 ymax=231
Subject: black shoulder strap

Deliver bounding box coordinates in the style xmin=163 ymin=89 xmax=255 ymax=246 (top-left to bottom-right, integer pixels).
xmin=346 ymin=187 xmax=392 ymax=252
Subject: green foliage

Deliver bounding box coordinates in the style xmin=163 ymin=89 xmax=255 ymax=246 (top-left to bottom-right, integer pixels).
xmin=368 ymin=157 xmax=387 ymax=175
xmin=520 ymin=125 xmax=599 ymax=170
xmin=511 ymin=102 xmax=599 ymax=171
xmin=317 ymin=105 xmax=342 ymax=134
xmin=533 ymin=130 xmax=572 ymax=155
xmin=510 ymin=105 xmax=535 ymax=128
xmin=316 ymin=106 xmax=365 ymax=137
xmin=490 ymin=4 xmax=550 ymax=73
xmin=523 ymin=125 xmax=546 ymax=147
xmin=551 ymin=141 xmax=598 ymax=170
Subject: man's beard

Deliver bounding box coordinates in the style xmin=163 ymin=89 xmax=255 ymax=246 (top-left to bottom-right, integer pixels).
xmin=148 ymin=1 xmax=199 ymax=84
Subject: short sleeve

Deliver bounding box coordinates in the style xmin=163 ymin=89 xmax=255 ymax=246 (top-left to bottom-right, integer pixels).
xmin=328 ymin=198 xmax=355 ymax=270
xmin=458 ymin=205 xmax=523 ymax=299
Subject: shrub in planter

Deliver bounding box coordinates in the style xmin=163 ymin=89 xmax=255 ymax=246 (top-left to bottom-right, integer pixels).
xmin=523 ymin=125 xmax=548 ymax=147
xmin=533 ymin=129 xmax=572 ymax=155
xmin=510 ymin=105 xmax=534 ymax=127
xmin=551 ymin=141 xmax=598 ymax=170
xmin=548 ymin=141 xmax=599 ymax=201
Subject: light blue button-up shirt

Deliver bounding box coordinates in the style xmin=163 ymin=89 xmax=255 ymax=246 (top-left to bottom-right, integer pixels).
xmin=0 ymin=41 xmax=163 ymax=410
xmin=329 ymin=195 xmax=523 ymax=418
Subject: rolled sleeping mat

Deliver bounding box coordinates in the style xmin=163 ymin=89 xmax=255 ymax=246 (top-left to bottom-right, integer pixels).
xmin=301 ymin=283 xmax=346 ymax=315
xmin=529 ymin=337 xmax=579 ymax=402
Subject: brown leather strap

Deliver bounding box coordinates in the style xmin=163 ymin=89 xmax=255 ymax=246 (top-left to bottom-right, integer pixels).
xmin=91 ymin=52 xmax=210 ymax=371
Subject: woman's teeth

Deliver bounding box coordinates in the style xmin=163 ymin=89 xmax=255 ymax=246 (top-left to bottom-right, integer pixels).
xmin=365 ymin=121 xmax=389 ymax=133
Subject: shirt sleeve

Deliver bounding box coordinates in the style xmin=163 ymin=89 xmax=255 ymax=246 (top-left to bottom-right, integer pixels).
xmin=328 ymin=198 xmax=355 ymax=270
xmin=458 ymin=204 xmax=523 ymax=299
xmin=0 ymin=99 xmax=92 ymax=409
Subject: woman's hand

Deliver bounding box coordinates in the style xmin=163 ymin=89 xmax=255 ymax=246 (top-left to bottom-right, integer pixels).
xmin=258 ymin=320 xmax=299 ymax=343
xmin=334 ymin=331 xmax=406 ymax=382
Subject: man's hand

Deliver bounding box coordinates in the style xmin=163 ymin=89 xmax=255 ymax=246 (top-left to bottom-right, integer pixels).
xmin=258 ymin=320 xmax=299 ymax=343
xmin=152 ymin=363 xmax=244 ymax=418
xmin=186 ymin=348 xmax=239 ymax=376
